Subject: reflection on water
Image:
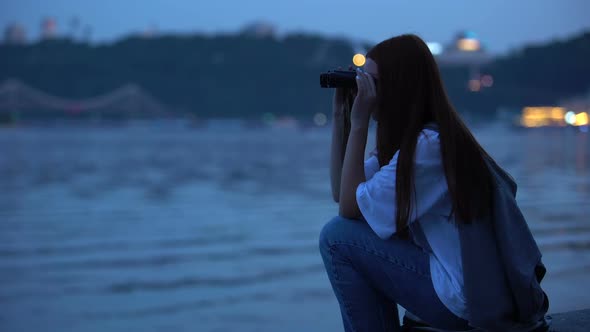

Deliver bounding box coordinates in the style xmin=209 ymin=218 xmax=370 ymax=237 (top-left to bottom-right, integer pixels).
xmin=0 ymin=123 xmax=589 ymax=332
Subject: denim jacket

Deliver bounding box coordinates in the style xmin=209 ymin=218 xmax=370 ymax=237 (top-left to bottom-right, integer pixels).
xmin=410 ymin=125 xmax=549 ymax=331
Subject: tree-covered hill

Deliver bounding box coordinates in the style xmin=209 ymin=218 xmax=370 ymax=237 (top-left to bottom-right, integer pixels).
xmin=1 ymin=31 xmax=588 ymax=119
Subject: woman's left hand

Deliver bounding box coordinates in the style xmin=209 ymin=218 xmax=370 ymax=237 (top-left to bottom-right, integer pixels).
xmin=350 ymin=68 xmax=377 ymax=125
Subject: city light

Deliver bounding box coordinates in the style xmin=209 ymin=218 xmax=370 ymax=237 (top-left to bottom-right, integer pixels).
xmin=427 ymin=42 xmax=443 ymax=55
xmin=352 ymin=53 xmax=366 ymax=67
xmin=481 ymin=75 xmax=494 ymax=87
xmin=565 ymin=111 xmax=577 ymax=125
xmin=574 ymin=112 xmax=589 ymax=126
xmin=562 ymin=110 xmax=589 ymax=127
xmin=551 ymin=107 xmax=563 ymax=120
xmin=313 ymin=112 xmax=328 ymax=126
xmin=520 ymin=107 xmax=566 ymax=128
xmin=457 ymin=38 xmax=481 ymax=52
xmin=468 ymin=79 xmax=481 ymax=92
xmin=521 ymin=108 xmax=589 ymax=128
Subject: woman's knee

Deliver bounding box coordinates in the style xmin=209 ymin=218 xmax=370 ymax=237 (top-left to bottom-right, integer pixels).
xmin=318 ymin=216 xmax=361 ymax=253
xmin=319 ymin=216 xmax=340 ymax=250
xmin=319 ymin=216 xmax=346 ymax=263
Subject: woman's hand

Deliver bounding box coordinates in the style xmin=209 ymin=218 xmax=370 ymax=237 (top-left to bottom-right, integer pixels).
xmin=350 ymin=68 xmax=377 ymax=125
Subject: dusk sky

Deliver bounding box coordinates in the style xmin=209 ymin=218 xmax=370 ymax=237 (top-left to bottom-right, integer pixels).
xmin=1 ymin=0 xmax=589 ymax=54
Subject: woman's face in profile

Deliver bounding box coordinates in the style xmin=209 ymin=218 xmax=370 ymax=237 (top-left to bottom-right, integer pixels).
xmin=364 ymin=58 xmax=379 ymax=80
xmin=364 ymin=57 xmax=379 ymax=121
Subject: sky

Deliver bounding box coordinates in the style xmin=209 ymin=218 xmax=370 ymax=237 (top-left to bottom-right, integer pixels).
xmin=1 ymin=0 xmax=589 ymax=54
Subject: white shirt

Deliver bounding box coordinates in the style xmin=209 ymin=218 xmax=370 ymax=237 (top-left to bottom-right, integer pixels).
xmin=355 ymin=128 xmax=467 ymax=319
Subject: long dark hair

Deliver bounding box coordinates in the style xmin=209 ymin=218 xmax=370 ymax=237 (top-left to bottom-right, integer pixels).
xmin=366 ymin=34 xmax=493 ymax=237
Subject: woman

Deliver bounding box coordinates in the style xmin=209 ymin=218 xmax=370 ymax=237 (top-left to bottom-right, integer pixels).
xmin=319 ymin=34 xmax=549 ymax=331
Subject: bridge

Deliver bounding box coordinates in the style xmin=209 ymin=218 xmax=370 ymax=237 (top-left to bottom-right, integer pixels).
xmin=0 ymin=79 xmax=170 ymax=118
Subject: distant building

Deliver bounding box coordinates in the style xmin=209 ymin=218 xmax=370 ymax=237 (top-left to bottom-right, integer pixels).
xmin=41 ymin=17 xmax=57 ymax=40
xmin=240 ymin=21 xmax=277 ymax=38
xmin=435 ymin=31 xmax=494 ymax=66
xmin=4 ymin=23 xmax=27 ymax=44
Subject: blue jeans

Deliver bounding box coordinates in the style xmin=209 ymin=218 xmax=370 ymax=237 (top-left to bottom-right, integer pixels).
xmin=319 ymin=216 xmax=470 ymax=332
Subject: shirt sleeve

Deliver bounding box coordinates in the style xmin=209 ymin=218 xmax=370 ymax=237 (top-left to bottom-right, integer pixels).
xmin=356 ymin=130 xmax=448 ymax=239
xmin=364 ymin=155 xmax=380 ymax=181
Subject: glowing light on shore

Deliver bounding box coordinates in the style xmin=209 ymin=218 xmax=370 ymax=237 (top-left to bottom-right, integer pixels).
xmin=574 ymin=112 xmax=589 ymax=126
xmin=481 ymin=75 xmax=494 ymax=87
xmin=352 ymin=53 xmax=366 ymax=67
xmin=564 ymin=111 xmax=589 ymax=127
xmin=565 ymin=111 xmax=577 ymax=125
xmin=458 ymin=38 xmax=480 ymax=52
xmin=427 ymin=42 xmax=442 ymax=55
xmin=468 ymin=79 xmax=481 ymax=92
xmin=313 ymin=112 xmax=327 ymax=126
xmin=520 ymin=107 xmax=566 ymax=128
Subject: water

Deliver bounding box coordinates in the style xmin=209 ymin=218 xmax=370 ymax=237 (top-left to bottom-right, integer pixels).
xmin=0 ymin=122 xmax=589 ymax=332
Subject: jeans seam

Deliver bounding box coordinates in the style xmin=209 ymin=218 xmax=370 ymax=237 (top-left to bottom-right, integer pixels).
xmin=329 ymin=241 xmax=430 ymax=278
xmin=329 ymin=245 xmax=358 ymax=332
